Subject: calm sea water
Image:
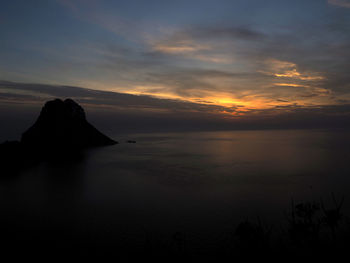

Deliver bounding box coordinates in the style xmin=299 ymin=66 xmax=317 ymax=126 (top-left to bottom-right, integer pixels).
xmin=1 ymin=129 xmax=350 ymax=253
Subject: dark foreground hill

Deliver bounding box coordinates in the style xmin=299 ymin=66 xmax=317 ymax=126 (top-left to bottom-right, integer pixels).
xmin=0 ymin=98 xmax=117 ymax=173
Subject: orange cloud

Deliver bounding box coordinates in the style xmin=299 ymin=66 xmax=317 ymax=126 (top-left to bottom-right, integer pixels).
xmin=328 ymin=0 xmax=350 ymax=8
xmin=152 ymin=40 xmax=210 ymax=54
xmin=151 ymin=38 xmax=232 ymax=64
xmin=274 ymin=70 xmax=324 ymax=80
xmin=262 ymin=59 xmax=324 ymax=81
xmin=274 ymin=83 xmax=306 ymax=88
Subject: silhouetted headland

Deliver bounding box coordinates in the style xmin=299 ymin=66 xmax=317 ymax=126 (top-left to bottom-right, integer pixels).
xmin=22 ymin=98 xmax=116 ymax=147
xmin=0 ymin=98 xmax=117 ymax=173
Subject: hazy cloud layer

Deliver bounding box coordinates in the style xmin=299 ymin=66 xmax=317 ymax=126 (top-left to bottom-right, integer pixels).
xmin=1 ymin=80 xmax=350 ymax=129
xmin=1 ymin=79 xmax=350 ymax=143
xmin=0 ymin=80 xmax=238 ymax=114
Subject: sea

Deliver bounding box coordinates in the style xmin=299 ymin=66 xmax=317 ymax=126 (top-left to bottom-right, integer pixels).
xmin=1 ymin=128 xmax=350 ymax=257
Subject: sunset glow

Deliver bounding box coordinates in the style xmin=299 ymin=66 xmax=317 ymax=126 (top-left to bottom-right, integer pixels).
xmin=2 ymin=2 xmax=350 ymax=260
xmin=0 ymin=0 xmax=349 ymax=121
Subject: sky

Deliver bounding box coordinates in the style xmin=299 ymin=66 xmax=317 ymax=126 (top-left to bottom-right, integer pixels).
xmin=0 ymin=0 xmax=350 ymax=133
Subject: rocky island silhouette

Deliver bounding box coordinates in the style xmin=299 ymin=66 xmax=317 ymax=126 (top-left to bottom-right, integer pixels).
xmin=0 ymin=98 xmax=117 ymax=173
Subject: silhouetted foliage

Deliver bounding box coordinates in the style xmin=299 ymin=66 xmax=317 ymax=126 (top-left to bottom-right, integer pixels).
xmin=0 ymin=192 xmax=349 ymax=261
xmin=235 ymin=218 xmax=271 ymax=255
xmin=287 ymin=200 xmax=321 ymax=248
xmin=321 ymin=193 xmax=344 ymax=240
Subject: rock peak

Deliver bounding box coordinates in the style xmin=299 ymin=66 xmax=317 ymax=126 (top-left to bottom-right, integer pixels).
xmin=38 ymin=98 xmax=86 ymax=123
xmin=21 ymin=98 xmax=116 ymax=148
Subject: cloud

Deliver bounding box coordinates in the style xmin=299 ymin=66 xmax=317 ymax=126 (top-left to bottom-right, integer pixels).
xmin=152 ymin=40 xmax=210 ymax=54
xmin=274 ymin=83 xmax=307 ymax=88
xmin=98 ymin=42 xmax=336 ymax=109
xmin=328 ymin=0 xmax=350 ymax=8
xmin=0 ymin=80 xmax=239 ymax=115
xmin=261 ymin=59 xmax=325 ymax=81
xmin=146 ymin=25 xmax=266 ymax=64
xmin=2 ymin=80 xmax=350 ymax=133
xmin=138 ymin=22 xmax=347 ymax=109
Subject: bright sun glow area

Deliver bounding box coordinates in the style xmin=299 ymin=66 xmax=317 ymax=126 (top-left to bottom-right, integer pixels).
xmin=124 ymin=88 xmax=277 ymax=114
xmin=115 ymin=56 xmax=330 ymax=115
